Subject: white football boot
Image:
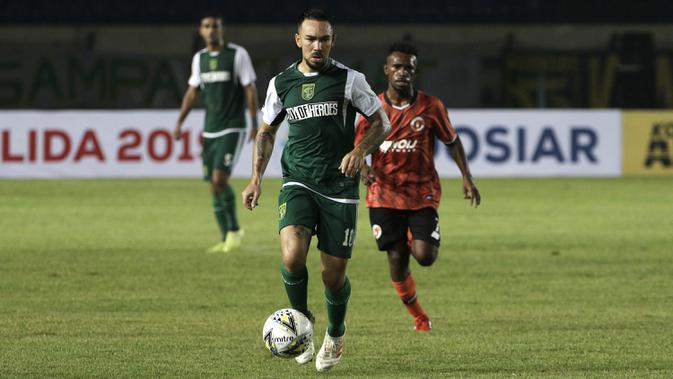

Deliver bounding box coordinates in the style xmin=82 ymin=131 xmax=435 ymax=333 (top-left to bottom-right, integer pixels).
xmin=295 ymin=338 xmax=314 ymax=364
xmin=315 ymin=329 xmax=344 ymax=372
xmin=294 ymin=315 xmax=315 ymax=364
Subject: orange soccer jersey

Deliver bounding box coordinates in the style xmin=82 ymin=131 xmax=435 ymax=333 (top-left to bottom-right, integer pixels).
xmin=355 ymin=90 xmax=457 ymax=210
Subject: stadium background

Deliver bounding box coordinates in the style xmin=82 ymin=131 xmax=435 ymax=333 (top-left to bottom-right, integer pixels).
xmin=1 ymin=1 xmax=672 ymax=377
xmin=3 ymin=0 xmax=673 ymax=177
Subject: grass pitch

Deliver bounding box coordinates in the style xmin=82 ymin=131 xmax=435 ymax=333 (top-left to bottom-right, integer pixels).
xmin=1 ymin=177 xmax=672 ymax=378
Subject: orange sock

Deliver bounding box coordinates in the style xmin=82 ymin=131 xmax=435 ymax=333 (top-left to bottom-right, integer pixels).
xmin=391 ymin=273 xmax=428 ymax=321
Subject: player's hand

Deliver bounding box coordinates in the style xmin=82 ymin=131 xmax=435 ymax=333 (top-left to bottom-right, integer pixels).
xmin=242 ymin=181 xmax=262 ymax=210
xmin=339 ymin=147 xmax=365 ymax=178
xmin=360 ymin=164 xmax=375 ymax=186
xmin=173 ymin=123 xmax=182 ymax=141
xmin=463 ymin=178 xmax=481 ymax=208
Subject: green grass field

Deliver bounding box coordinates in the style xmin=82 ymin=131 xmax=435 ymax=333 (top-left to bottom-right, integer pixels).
xmin=1 ymin=177 xmax=672 ymax=378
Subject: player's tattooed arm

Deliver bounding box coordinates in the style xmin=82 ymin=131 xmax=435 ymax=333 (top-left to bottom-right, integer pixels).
xmin=340 ymin=108 xmax=391 ymax=177
xmin=357 ymin=108 xmax=391 ymax=155
xmin=447 ymin=136 xmax=481 ymax=208
xmin=252 ymin=122 xmax=278 ymax=184
xmin=243 ymin=122 xmax=279 ymax=210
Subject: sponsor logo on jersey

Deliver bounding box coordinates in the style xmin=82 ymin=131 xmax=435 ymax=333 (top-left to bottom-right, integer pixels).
xmin=410 ymin=116 xmax=426 ymax=132
xmin=200 ymin=71 xmax=231 ymax=83
xmin=379 ymin=139 xmax=418 ymax=153
xmin=286 ymin=101 xmax=339 ymax=121
xmin=301 ymin=83 xmax=315 ymax=100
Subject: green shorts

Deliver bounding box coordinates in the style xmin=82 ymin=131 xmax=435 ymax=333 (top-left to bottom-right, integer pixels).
xmin=278 ymin=183 xmax=359 ymax=259
xmin=201 ymin=129 xmax=246 ymax=180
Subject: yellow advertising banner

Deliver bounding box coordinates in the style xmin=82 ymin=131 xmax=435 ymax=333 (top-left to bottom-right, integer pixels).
xmin=623 ymin=111 xmax=673 ymax=175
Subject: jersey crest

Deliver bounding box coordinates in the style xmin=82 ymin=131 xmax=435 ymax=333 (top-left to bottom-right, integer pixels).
xmin=301 ymin=83 xmax=315 ymax=100
xmin=278 ymin=202 xmax=287 ymax=219
xmin=410 ymin=116 xmax=426 ymax=132
xmin=208 ymin=58 xmax=218 ymax=71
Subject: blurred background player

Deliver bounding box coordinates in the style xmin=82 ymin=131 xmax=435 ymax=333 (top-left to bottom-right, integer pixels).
xmin=242 ymin=9 xmax=390 ymax=371
xmin=356 ymin=42 xmax=480 ymax=331
xmin=174 ymin=14 xmax=259 ymax=253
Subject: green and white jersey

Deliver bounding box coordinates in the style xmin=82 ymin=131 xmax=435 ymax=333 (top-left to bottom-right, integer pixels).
xmin=188 ymin=42 xmax=256 ymax=138
xmin=262 ymin=59 xmax=381 ymax=199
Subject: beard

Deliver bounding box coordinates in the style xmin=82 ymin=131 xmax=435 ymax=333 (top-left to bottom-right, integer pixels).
xmin=305 ymin=55 xmax=327 ymax=70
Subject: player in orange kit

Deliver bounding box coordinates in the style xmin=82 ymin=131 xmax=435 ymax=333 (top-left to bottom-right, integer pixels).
xmin=356 ymin=42 xmax=480 ymax=331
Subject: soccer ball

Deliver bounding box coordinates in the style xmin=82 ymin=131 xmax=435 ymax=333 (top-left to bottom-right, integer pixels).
xmin=262 ymin=308 xmax=313 ymax=358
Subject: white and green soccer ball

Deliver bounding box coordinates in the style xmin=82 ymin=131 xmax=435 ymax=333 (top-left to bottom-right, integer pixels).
xmin=262 ymin=308 xmax=313 ymax=358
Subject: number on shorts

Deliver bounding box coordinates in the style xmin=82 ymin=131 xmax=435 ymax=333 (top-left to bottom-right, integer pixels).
xmin=224 ymin=153 xmax=233 ymax=166
xmin=342 ymin=228 xmax=355 ymax=247
xmin=431 ymin=217 xmax=440 ymax=240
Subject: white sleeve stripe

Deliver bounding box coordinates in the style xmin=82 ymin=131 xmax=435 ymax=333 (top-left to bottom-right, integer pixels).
xmin=232 ymin=44 xmax=256 ymax=87
xmin=188 ymin=51 xmax=202 ymax=87
xmin=345 ymin=69 xmax=355 ymax=101
xmin=261 ymin=76 xmax=283 ymax=125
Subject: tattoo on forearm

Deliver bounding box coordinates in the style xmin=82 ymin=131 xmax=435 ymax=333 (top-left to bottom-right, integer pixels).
xmin=357 ymin=120 xmax=388 ymax=155
xmin=256 ymin=132 xmax=273 ymax=158
xmin=253 ymin=131 xmax=275 ymax=176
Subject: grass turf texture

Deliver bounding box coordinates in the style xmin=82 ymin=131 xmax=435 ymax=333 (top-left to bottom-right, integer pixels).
xmin=1 ymin=178 xmax=672 ymax=378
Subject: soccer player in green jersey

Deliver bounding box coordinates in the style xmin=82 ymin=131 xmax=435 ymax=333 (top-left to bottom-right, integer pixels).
xmin=174 ymin=14 xmax=259 ymax=253
xmin=242 ymin=9 xmax=391 ymax=372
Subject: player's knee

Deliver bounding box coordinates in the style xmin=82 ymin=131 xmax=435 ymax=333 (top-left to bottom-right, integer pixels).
xmin=212 ymin=178 xmax=227 ymax=192
xmin=321 ymin=269 xmax=345 ymax=292
xmin=281 ymin=246 xmax=307 ymax=272
xmin=416 ymin=247 xmax=438 ymax=267
xmin=282 ymin=260 xmax=305 ymax=273
xmin=388 ymin=256 xmax=407 ymax=272
xmin=387 ymin=251 xmax=403 ymax=265
xmin=320 ymin=257 xmax=347 ymax=292
xmin=211 ymin=171 xmax=229 ymax=191
xmin=210 ymin=181 xmax=223 ymax=195
xmin=281 ymin=246 xmax=306 ymax=272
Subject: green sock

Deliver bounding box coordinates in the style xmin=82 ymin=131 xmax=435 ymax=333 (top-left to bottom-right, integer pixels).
xmin=221 ymin=184 xmax=240 ymax=231
xmin=212 ymin=194 xmax=228 ymax=241
xmin=280 ymin=265 xmax=313 ymax=320
xmin=325 ymin=276 xmax=351 ymax=337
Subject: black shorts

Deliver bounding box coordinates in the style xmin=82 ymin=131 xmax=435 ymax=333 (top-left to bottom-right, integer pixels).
xmin=368 ymin=207 xmax=440 ymax=251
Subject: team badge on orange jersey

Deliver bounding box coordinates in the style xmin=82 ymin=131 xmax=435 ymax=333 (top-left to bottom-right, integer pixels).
xmin=410 ymin=116 xmax=425 ymax=132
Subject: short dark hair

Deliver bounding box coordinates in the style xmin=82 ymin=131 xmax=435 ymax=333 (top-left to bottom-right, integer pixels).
xmin=200 ymin=11 xmax=224 ymax=23
xmin=388 ymin=42 xmax=418 ymax=58
xmin=298 ymin=8 xmax=330 ymax=28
